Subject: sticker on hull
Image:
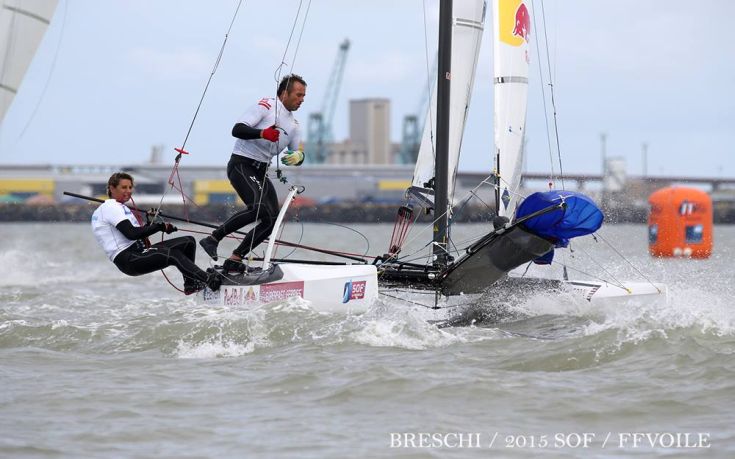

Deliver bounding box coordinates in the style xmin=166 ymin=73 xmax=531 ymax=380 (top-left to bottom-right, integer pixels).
xmin=342 ymin=280 xmax=367 ymax=303
xmin=207 ymin=281 xmax=305 ymax=306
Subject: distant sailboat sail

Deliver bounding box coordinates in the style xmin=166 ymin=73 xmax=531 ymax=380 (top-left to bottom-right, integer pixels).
xmin=410 ymin=0 xmax=486 ymax=208
xmin=0 ymin=0 xmax=58 ymax=123
xmin=493 ymin=0 xmax=531 ymax=218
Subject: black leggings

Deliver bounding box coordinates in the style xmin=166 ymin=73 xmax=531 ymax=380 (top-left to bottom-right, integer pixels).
xmin=212 ymin=155 xmax=279 ymax=257
xmin=113 ymin=236 xmax=208 ymax=284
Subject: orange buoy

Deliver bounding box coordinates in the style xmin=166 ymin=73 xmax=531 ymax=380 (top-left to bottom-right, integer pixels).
xmin=648 ymin=187 xmax=713 ymax=258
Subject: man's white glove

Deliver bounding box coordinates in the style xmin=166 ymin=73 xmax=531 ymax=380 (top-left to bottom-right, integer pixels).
xmin=280 ymin=149 xmax=305 ymax=166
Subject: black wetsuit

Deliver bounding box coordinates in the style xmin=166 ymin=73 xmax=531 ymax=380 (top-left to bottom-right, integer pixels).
xmin=210 ymin=154 xmax=279 ymax=258
xmin=112 ymin=221 xmax=209 ymax=286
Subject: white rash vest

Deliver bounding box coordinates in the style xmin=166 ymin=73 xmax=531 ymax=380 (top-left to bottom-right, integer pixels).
xmin=232 ymin=97 xmax=302 ymax=163
xmin=91 ymin=199 xmax=141 ymax=261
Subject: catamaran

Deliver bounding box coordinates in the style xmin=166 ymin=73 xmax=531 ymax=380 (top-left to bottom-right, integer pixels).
xmin=196 ymin=0 xmax=665 ymax=318
xmin=58 ymin=0 xmax=665 ymax=318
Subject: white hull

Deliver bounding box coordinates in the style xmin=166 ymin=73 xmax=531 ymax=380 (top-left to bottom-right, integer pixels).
xmin=565 ymin=279 xmax=666 ymax=303
xmin=200 ymin=263 xmax=378 ymax=313
xmin=199 ymin=263 xmax=664 ymax=325
xmin=380 ymin=278 xmax=668 ymax=325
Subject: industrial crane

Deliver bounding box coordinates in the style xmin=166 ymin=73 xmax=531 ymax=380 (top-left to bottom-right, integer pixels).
xmin=306 ymin=39 xmax=350 ymax=164
xmin=398 ymin=55 xmax=436 ymax=164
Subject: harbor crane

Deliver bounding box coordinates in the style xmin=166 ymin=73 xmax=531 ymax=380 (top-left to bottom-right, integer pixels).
xmin=398 ymin=55 xmax=436 ymax=164
xmin=306 ymin=39 xmax=350 ymax=164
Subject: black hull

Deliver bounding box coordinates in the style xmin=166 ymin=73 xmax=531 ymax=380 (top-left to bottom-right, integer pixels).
xmin=378 ymin=225 xmax=554 ymax=296
xmin=438 ymin=226 xmax=554 ymax=295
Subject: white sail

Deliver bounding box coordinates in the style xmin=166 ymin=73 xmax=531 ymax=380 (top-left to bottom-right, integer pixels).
xmin=0 ymin=0 xmax=58 ymax=124
xmin=410 ymin=0 xmax=486 ymax=207
xmin=493 ymin=0 xmax=531 ymax=218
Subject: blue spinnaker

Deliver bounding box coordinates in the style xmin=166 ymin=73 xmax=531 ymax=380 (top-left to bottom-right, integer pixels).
xmin=515 ymin=190 xmax=603 ymax=249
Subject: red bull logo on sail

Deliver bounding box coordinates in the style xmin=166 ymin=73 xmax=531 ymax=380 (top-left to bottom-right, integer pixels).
xmin=513 ymin=3 xmax=531 ymax=42
xmin=498 ymin=0 xmax=531 ymax=47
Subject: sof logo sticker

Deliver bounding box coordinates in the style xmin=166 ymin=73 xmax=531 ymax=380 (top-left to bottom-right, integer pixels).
xmin=342 ymin=280 xmax=367 ymax=303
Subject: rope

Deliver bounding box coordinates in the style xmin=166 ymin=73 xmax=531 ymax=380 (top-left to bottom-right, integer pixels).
xmin=127 ymin=196 xmax=185 ymax=293
xmin=224 ymin=0 xmax=313 ymax=265
xmin=271 ymin=0 xmax=311 ymax=180
xmin=591 ymin=231 xmax=663 ymax=293
xmin=178 ymin=0 xmax=244 ymax=153
xmin=154 ymin=0 xmax=246 ymax=216
xmin=538 ymin=0 xmax=567 ymax=191
xmin=173 ymin=222 xmax=376 ymax=260
xmin=379 ymin=290 xmax=476 ymax=311
xmin=531 ymin=0 xmax=556 ymax=187
xmin=550 ymin=261 xmax=628 ymax=292
xmin=286 ymin=0 xmax=313 ymax=75
xmin=387 ymin=206 xmax=415 ymax=255
xmin=272 ymin=0 xmax=306 ymax=84
xmin=389 ymin=172 xmax=526 ymax=265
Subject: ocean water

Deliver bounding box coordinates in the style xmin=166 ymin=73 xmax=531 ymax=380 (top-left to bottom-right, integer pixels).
xmin=1 ymin=222 xmax=733 ymax=458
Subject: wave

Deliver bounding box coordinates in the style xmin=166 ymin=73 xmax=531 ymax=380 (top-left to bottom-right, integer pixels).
xmin=1 ymin=267 xmax=732 ymax=361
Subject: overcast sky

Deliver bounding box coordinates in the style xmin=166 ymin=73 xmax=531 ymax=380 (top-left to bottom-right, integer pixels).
xmin=1 ymin=0 xmax=732 ymax=178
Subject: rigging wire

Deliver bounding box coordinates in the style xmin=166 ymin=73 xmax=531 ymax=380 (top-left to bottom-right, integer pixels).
xmin=129 ymin=196 xmax=185 ymax=294
xmin=178 ymin=0 xmax=244 ymax=153
xmin=271 ymin=0 xmax=310 ymax=118
xmin=379 ymin=290 xmax=472 ymax=310
xmin=270 ymin=0 xmax=310 ymax=188
xmin=538 ymin=0 xmax=566 ymax=190
xmin=531 ymin=0 xmax=565 ymax=191
xmin=154 ymin=0 xmax=246 ymax=217
xmin=530 ymin=0 xmax=556 ymax=187
xmin=528 ymin=1 xmax=657 ymax=289
xmin=134 ymin=0 xmax=246 ymax=290
xmin=169 ymin=224 xmax=375 ymax=261
xmin=532 ymin=0 xmax=572 ymax=279
xmin=556 ymin=243 xmax=628 ymax=291
xmin=550 ymin=261 xmax=627 ymax=292
xmin=591 ymin=232 xmax=663 ymax=292
xmin=286 ymin=0 xmax=313 ymax=77
xmin=272 ymin=0 xmax=306 ymax=84
xmin=223 ymin=0 xmax=312 ymax=263
xmin=386 ymin=173 xmax=523 ymax=265
xmin=321 ymin=221 xmax=372 ymax=257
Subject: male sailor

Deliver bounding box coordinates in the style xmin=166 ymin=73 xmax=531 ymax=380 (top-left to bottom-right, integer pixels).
xmin=91 ymin=172 xmax=221 ymax=294
xmin=199 ymin=74 xmax=307 ymax=273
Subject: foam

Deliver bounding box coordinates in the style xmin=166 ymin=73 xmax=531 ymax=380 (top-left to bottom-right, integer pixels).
xmin=174 ymin=338 xmax=254 ymax=359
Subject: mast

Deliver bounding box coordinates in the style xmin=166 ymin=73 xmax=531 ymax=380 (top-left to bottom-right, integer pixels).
xmin=433 ymin=0 xmax=452 ymax=267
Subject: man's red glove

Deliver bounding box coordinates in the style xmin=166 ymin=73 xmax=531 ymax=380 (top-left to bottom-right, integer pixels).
xmin=261 ymin=125 xmax=280 ymax=142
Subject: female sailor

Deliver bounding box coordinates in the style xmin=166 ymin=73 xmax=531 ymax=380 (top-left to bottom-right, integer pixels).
xmin=91 ymin=172 xmax=221 ymax=294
